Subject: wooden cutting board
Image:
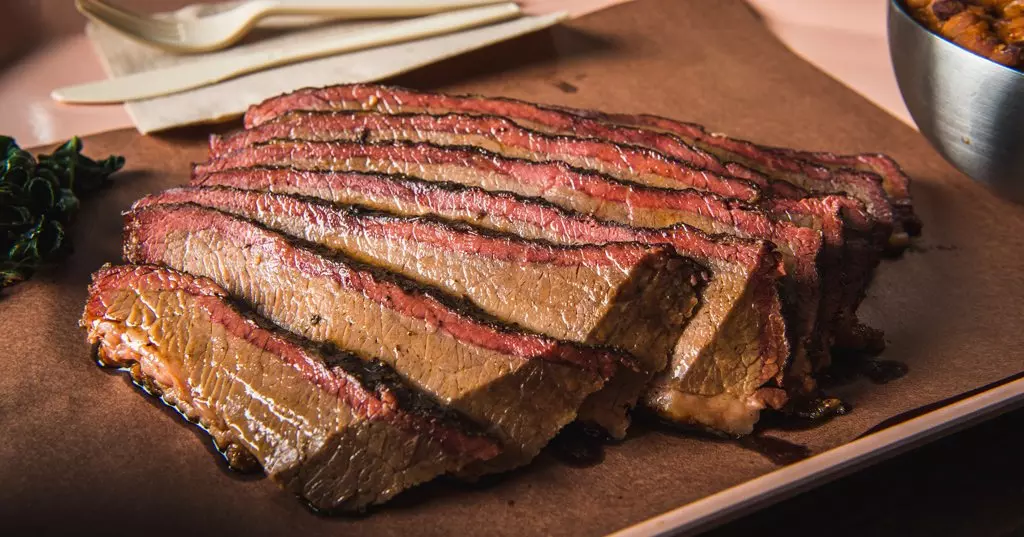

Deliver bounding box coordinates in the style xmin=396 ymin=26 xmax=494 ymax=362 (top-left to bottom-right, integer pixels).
xmin=3 ymin=1 xmax=1022 ymax=535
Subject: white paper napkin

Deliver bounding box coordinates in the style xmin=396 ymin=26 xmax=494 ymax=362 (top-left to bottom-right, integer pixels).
xmin=85 ymin=3 xmax=567 ymax=133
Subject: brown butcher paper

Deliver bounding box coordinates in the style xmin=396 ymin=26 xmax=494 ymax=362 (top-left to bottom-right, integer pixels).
xmin=2 ymin=0 xmax=1023 ymax=535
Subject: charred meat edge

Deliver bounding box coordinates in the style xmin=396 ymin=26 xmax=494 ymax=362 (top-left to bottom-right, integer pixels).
xmin=134 ymin=188 xmax=698 ymax=277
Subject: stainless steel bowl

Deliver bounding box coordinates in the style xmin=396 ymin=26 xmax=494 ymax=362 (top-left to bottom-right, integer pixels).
xmin=888 ymin=0 xmax=1024 ymax=200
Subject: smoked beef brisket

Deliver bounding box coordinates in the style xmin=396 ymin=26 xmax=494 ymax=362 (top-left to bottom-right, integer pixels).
xmin=211 ymin=111 xmax=768 ymax=202
xmin=194 ymin=141 xmax=826 ymax=393
xmin=767 ymin=148 xmax=921 ymax=239
xmin=81 ymin=83 xmax=920 ymax=511
xmin=123 ymin=204 xmax=627 ymax=474
xmin=133 ymin=187 xmax=707 ymax=438
xmin=192 ymin=168 xmax=792 ymax=434
xmin=239 ymin=83 xmax=916 ymax=247
xmin=83 ymin=265 xmax=499 ymax=511
xmin=243 ymin=87 xmax=745 ymax=179
xmin=587 ymin=113 xmax=909 ymax=245
xmin=211 ymin=110 xmax=886 ymax=259
xmin=209 ymin=110 xmax=883 ymax=354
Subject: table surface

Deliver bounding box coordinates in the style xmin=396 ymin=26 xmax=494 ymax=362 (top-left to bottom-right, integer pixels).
xmin=708 ymin=408 xmax=1024 ymax=537
xmin=2 ymin=2 xmax=1022 ymax=536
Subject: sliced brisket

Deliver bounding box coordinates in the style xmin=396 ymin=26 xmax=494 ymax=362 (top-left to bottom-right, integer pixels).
xmin=240 ymin=83 xmax=914 ymax=246
xmin=212 ymin=111 xmax=768 ymax=202
xmin=243 ymin=86 xmax=746 ymax=179
xmin=194 ymin=141 xmax=825 ymax=390
xmin=134 ymin=187 xmax=706 ymax=438
xmin=768 ymin=148 xmax=921 ymax=238
xmin=767 ymin=195 xmax=884 ymax=357
xmin=211 ymin=109 xmax=882 ymax=353
xmin=192 ymin=167 xmax=793 ymax=433
xmin=587 ymin=113 xmax=913 ymax=247
xmin=83 ymin=264 xmax=499 ymax=511
xmin=123 ymin=204 xmax=626 ymax=474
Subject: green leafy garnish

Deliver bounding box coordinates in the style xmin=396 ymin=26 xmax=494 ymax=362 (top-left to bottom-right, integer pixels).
xmin=0 ymin=136 xmax=124 ymax=289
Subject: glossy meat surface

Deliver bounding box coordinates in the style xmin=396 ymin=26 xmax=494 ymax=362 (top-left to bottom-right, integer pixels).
xmin=135 ymin=187 xmax=705 ymax=437
xmin=192 ymin=167 xmax=792 ymax=434
xmin=82 ymin=264 xmax=498 ymax=511
xmin=122 ymin=204 xmax=621 ymax=474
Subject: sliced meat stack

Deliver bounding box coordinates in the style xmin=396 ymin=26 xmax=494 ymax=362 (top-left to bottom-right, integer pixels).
xmin=132 ymin=188 xmax=707 ymax=438
xmin=240 ymin=83 xmax=919 ymax=247
xmin=122 ymin=202 xmax=632 ymax=475
xmin=190 ymin=168 xmax=790 ymax=434
xmin=85 ymin=83 xmax=918 ymax=511
xmin=195 ymin=140 xmax=829 ymax=389
xmin=83 ymin=265 xmax=500 ymax=511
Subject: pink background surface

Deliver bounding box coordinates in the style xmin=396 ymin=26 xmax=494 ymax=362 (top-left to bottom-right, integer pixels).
xmin=0 ymin=0 xmax=910 ymax=148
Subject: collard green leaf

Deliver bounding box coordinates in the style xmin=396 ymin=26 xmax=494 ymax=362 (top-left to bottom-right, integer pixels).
xmin=27 ymin=176 xmax=57 ymax=213
xmin=0 ymin=205 xmax=33 ymax=229
xmin=0 ymin=136 xmax=124 ymax=292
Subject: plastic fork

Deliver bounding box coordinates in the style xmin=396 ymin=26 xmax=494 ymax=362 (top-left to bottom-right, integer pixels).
xmin=75 ymin=0 xmax=511 ymax=53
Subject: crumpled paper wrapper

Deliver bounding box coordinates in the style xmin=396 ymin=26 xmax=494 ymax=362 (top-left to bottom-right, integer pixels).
xmin=4 ymin=0 xmax=1023 ymax=535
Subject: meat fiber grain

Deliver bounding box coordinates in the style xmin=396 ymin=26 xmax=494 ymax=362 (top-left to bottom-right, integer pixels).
xmin=193 ymin=168 xmax=790 ymax=434
xmin=83 ymin=264 xmax=499 ymax=511
xmin=123 ymin=204 xmax=626 ymax=474
xmin=135 ymin=187 xmax=706 ymax=438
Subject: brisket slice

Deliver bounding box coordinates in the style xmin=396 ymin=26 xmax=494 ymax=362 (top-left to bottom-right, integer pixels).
xmin=767 ymin=148 xmax=921 ymax=238
xmin=83 ymin=264 xmax=499 ymax=511
xmin=588 ymin=114 xmax=913 ymax=248
xmin=239 ymin=83 xmax=912 ymax=246
xmin=244 ymin=86 xmax=746 ymax=179
xmin=192 ymin=169 xmax=789 ymax=434
xmin=212 ymin=111 xmax=769 ymax=202
xmin=211 ymin=111 xmax=881 ymax=353
xmin=765 ymin=195 xmax=884 ymax=357
xmin=194 ymin=141 xmax=825 ymax=390
xmin=134 ymin=187 xmax=706 ymax=439
xmin=123 ymin=204 xmax=625 ymax=474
